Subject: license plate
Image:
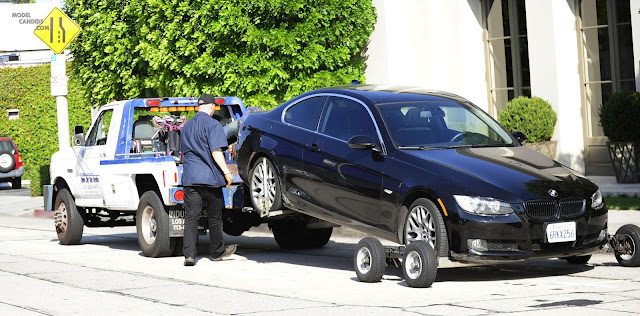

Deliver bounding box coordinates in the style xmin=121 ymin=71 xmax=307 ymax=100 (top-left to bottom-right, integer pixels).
xmin=169 ymin=210 xmax=185 ymax=237
xmin=546 ymin=222 xmax=576 ymax=243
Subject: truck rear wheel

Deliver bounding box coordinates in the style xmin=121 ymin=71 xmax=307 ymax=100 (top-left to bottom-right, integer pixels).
xmin=136 ymin=191 xmax=173 ymax=257
xmin=54 ymin=189 xmax=84 ymax=245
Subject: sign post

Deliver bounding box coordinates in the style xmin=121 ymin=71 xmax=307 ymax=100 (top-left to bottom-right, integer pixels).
xmin=33 ymin=7 xmax=81 ymax=150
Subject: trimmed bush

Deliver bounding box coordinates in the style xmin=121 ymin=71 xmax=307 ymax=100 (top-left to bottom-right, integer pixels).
xmin=498 ymin=96 xmax=557 ymax=143
xmin=65 ymin=0 xmax=377 ymax=109
xmin=599 ymin=91 xmax=640 ymax=142
xmin=0 ymin=64 xmax=92 ymax=196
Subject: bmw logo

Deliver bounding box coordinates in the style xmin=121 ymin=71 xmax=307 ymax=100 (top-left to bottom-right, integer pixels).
xmin=548 ymin=189 xmax=558 ymax=197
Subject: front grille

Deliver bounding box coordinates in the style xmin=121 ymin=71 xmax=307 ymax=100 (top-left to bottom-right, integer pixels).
xmin=524 ymin=199 xmax=586 ymax=221
xmin=559 ymin=200 xmax=586 ymax=219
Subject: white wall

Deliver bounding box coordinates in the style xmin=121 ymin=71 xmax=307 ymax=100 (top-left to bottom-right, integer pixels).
xmin=632 ymin=0 xmax=640 ymax=91
xmin=526 ymin=0 xmax=585 ymax=173
xmin=365 ymin=0 xmax=489 ymax=111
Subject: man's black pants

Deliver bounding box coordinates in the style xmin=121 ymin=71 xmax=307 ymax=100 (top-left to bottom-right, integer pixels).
xmin=183 ymin=186 xmax=225 ymax=259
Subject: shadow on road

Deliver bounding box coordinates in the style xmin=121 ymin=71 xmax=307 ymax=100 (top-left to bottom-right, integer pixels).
xmin=70 ymin=231 xmax=596 ymax=282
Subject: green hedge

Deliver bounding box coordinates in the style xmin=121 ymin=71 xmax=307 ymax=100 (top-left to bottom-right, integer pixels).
xmin=0 ymin=64 xmax=92 ymax=196
xmin=599 ymin=91 xmax=640 ymax=142
xmin=65 ymin=0 xmax=377 ymax=109
xmin=498 ymin=96 xmax=557 ymax=143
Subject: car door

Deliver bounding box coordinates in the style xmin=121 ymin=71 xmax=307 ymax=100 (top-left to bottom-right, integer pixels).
xmin=73 ymin=108 xmax=114 ymax=206
xmin=278 ymin=95 xmax=327 ymax=207
xmin=303 ymin=95 xmax=385 ymax=229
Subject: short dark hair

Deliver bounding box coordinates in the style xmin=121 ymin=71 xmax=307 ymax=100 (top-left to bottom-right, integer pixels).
xmin=198 ymin=94 xmax=216 ymax=105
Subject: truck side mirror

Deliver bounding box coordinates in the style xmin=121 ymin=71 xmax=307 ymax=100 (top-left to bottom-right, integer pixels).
xmin=73 ymin=125 xmax=85 ymax=146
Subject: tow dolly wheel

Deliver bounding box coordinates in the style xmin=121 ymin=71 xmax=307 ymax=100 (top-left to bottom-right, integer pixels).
xmin=613 ymin=224 xmax=640 ymax=267
xmin=354 ymin=237 xmax=386 ymax=283
xmin=402 ymin=240 xmax=438 ymax=288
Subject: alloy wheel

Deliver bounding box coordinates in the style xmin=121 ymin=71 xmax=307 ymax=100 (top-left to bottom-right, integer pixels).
xmin=405 ymin=205 xmax=437 ymax=248
xmin=619 ymin=234 xmax=636 ymax=261
xmin=251 ymin=159 xmax=276 ymax=212
xmin=356 ymin=247 xmax=372 ymax=274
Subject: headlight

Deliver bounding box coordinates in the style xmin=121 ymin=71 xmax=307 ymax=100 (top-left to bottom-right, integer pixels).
xmin=591 ymin=189 xmax=604 ymax=209
xmin=453 ymin=195 xmax=514 ymax=215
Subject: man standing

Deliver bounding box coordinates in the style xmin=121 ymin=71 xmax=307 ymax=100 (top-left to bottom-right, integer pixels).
xmin=180 ymin=94 xmax=237 ymax=266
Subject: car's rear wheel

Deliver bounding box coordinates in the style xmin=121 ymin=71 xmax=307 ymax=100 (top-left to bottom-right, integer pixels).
xmin=404 ymin=198 xmax=449 ymax=257
xmin=249 ymin=157 xmax=282 ymax=215
xmin=54 ymin=189 xmax=84 ymax=245
xmin=11 ymin=177 xmax=21 ymax=189
xmin=563 ymin=255 xmax=591 ymax=264
xmin=136 ymin=191 xmax=175 ymax=257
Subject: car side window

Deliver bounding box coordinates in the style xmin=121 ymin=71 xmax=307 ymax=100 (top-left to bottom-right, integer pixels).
xmin=85 ymin=110 xmax=113 ymax=147
xmin=283 ymin=96 xmax=327 ymax=131
xmin=319 ymin=97 xmax=378 ymax=142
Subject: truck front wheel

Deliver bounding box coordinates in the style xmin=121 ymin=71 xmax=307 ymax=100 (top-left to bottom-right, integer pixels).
xmin=54 ymin=189 xmax=84 ymax=245
xmin=136 ymin=191 xmax=173 ymax=257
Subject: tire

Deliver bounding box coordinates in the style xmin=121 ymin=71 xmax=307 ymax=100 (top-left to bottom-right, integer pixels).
xmin=404 ymin=198 xmax=449 ymax=257
xmin=272 ymin=221 xmax=332 ymax=249
xmin=564 ymin=255 xmax=591 ymax=264
xmin=0 ymin=151 xmax=15 ymax=173
xmin=614 ymin=224 xmax=640 ymax=267
xmin=11 ymin=177 xmax=21 ymax=189
xmin=249 ymin=157 xmax=282 ymax=214
xmin=403 ymin=240 xmax=438 ymax=288
xmin=136 ymin=191 xmax=173 ymax=257
xmin=54 ymin=189 xmax=84 ymax=245
xmin=354 ymin=237 xmax=386 ymax=283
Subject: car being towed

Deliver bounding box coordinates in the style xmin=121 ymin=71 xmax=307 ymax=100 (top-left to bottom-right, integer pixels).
xmin=236 ymin=85 xmax=608 ymax=263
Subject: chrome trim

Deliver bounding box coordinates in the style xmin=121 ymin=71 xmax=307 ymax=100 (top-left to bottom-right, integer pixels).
xmin=280 ymin=93 xmax=387 ymax=155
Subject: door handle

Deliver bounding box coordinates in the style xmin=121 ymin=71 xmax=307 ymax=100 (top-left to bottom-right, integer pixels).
xmin=306 ymin=144 xmax=320 ymax=152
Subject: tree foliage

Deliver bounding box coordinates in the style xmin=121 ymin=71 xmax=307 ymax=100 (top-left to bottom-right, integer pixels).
xmin=498 ymin=96 xmax=557 ymax=143
xmin=0 ymin=64 xmax=92 ymax=196
xmin=65 ymin=0 xmax=377 ymax=109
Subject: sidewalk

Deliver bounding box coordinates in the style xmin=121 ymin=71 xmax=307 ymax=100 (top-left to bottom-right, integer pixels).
xmin=589 ymin=176 xmax=640 ymax=197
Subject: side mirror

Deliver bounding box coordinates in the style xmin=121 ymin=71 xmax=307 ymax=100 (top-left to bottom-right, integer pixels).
xmin=512 ymin=131 xmax=528 ymax=144
xmin=347 ymin=135 xmax=376 ymax=150
xmin=73 ymin=125 xmax=85 ymax=146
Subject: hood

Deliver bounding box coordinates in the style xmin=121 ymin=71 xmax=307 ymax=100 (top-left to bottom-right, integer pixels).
xmin=403 ymin=146 xmax=597 ymax=202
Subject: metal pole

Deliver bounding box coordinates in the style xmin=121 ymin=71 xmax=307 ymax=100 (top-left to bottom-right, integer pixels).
xmin=51 ymin=53 xmax=70 ymax=149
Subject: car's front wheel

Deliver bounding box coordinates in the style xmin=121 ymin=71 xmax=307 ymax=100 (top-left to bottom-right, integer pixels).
xmin=404 ymin=198 xmax=449 ymax=257
xmin=54 ymin=189 xmax=84 ymax=245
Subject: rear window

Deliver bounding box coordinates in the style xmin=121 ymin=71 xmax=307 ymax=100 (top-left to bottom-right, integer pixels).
xmin=0 ymin=140 xmax=15 ymax=153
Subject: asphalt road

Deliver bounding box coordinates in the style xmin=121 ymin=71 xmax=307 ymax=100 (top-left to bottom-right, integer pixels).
xmin=1 ymin=213 xmax=640 ymax=315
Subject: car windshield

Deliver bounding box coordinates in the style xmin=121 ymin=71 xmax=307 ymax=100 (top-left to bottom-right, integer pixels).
xmin=376 ymin=100 xmax=514 ymax=149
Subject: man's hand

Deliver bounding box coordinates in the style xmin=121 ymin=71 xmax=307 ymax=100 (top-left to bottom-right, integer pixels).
xmin=224 ymin=173 xmax=233 ymax=187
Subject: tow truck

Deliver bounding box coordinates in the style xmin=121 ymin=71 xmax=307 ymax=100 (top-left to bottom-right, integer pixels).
xmin=45 ymin=96 xmax=316 ymax=257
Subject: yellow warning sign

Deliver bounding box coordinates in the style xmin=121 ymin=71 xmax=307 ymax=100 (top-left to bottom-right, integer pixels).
xmin=33 ymin=7 xmax=81 ymax=54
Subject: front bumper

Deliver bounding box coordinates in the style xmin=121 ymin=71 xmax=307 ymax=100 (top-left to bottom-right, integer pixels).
xmin=0 ymin=167 xmax=24 ymax=180
xmin=446 ymin=204 xmax=608 ymax=263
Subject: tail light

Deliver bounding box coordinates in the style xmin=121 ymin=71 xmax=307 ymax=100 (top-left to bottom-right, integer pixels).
xmin=13 ymin=144 xmax=23 ymax=169
xmin=214 ymin=98 xmax=225 ymax=105
xmin=146 ymin=99 xmax=161 ymax=107
xmin=173 ymin=189 xmax=184 ymax=202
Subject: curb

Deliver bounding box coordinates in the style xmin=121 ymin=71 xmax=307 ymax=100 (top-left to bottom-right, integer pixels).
xmin=33 ymin=208 xmax=54 ymax=218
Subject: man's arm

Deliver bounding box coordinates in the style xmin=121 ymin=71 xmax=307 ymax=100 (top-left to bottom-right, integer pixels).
xmin=212 ymin=149 xmax=232 ymax=187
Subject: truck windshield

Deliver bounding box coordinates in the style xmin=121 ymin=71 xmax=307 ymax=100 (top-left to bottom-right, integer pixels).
xmin=376 ymin=100 xmax=514 ymax=150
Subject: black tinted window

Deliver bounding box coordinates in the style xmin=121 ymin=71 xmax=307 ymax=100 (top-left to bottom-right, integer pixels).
xmin=283 ymin=96 xmax=327 ymax=131
xmin=0 ymin=140 xmax=14 ymax=153
xmin=319 ymin=97 xmax=377 ymax=142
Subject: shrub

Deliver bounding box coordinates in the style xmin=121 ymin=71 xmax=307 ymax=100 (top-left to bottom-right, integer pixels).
xmin=0 ymin=64 xmax=92 ymax=196
xmin=64 ymin=0 xmax=377 ymax=109
xmin=599 ymin=91 xmax=640 ymax=142
xmin=498 ymin=96 xmax=557 ymax=143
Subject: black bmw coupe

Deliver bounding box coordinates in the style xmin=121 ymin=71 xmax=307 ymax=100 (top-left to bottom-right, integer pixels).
xmin=236 ymin=85 xmax=608 ymax=263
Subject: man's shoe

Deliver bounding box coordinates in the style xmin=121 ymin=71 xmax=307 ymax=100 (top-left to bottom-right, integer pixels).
xmin=184 ymin=257 xmax=195 ymax=266
xmin=211 ymin=244 xmax=237 ymax=261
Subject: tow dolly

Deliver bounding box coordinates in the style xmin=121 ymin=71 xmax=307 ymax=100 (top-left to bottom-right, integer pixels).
xmin=353 ymin=224 xmax=640 ymax=288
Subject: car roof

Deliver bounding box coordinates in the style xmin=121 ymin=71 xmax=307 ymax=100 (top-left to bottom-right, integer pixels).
xmin=311 ymin=84 xmax=469 ymax=104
